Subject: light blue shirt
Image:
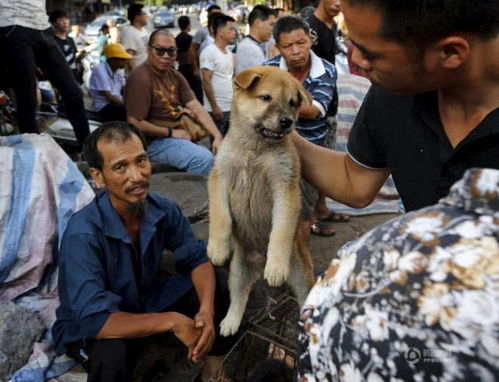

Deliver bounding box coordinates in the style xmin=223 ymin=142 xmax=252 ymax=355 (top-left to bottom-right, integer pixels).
xmin=89 ymin=61 xmax=126 ymax=111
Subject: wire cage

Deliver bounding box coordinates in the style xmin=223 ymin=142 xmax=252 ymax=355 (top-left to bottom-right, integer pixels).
xmin=211 ymin=292 xmax=301 ymax=381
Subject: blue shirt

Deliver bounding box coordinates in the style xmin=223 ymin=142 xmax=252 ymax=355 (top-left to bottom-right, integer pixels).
xmin=89 ymin=61 xmax=126 ymax=111
xmin=52 ymin=191 xmax=208 ymax=355
xmin=265 ymin=51 xmax=337 ymax=145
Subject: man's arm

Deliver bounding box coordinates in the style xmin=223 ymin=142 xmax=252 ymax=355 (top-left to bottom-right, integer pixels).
xmin=128 ymin=115 xmax=193 ymax=140
xmin=292 ymin=132 xmax=389 ymax=208
xmin=100 ymin=90 xmax=124 ymax=105
xmin=126 ymin=49 xmax=139 ymax=71
xmin=188 ymin=42 xmax=201 ymax=77
xmin=185 ymin=98 xmax=222 ymax=153
xmin=190 ymin=261 xmax=216 ymax=362
xmin=201 ymin=68 xmax=223 ymax=121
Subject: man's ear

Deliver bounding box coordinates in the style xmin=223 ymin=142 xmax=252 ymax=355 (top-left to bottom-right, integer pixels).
xmin=234 ymin=68 xmax=262 ymax=90
xmin=434 ymin=36 xmax=470 ymax=69
xmin=89 ymin=167 xmax=105 ymax=189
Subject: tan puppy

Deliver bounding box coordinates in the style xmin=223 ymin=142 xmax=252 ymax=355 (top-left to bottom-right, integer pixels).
xmin=208 ymin=66 xmax=315 ymax=336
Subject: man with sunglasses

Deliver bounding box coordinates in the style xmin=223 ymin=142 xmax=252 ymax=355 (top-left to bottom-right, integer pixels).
xmin=125 ymin=29 xmax=223 ymax=175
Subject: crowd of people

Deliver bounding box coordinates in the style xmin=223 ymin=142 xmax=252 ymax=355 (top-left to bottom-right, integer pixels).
xmin=1 ymin=0 xmax=498 ymax=381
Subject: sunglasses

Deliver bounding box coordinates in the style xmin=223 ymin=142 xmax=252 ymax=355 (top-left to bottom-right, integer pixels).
xmin=150 ymin=45 xmax=178 ymax=57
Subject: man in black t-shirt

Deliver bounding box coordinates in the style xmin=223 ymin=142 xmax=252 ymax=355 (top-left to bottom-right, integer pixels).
xmin=50 ymin=10 xmax=83 ymax=83
xmin=292 ymin=0 xmax=499 ymax=213
xmin=176 ymin=16 xmax=203 ymax=103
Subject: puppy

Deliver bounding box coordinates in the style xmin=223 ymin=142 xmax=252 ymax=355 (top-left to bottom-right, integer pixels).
xmin=208 ymin=66 xmax=315 ymax=337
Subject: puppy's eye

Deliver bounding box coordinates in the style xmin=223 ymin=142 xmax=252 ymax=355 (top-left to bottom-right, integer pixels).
xmin=259 ymin=94 xmax=272 ymax=102
xmin=289 ymin=99 xmax=296 ymax=107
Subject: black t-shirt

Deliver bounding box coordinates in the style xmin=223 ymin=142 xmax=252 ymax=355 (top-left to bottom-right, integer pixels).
xmin=53 ymin=35 xmax=77 ymax=71
xmin=176 ymin=31 xmax=192 ymax=53
xmin=306 ymin=14 xmax=336 ymax=65
xmin=347 ymin=85 xmax=499 ymax=211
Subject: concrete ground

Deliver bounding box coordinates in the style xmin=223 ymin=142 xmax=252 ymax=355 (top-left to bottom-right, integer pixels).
xmin=57 ymin=168 xmax=397 ymax=382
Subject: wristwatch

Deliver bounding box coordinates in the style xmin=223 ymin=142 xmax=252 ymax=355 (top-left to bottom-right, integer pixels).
xmin=166 ymin=127 xmax=173 ymax=138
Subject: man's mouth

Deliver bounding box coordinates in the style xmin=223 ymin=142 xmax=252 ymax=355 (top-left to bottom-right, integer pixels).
xmin=126 ymin=183 xmax=149 ymax=195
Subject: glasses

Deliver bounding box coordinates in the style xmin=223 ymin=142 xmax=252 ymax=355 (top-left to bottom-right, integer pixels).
xmin=150 ymin=45 xmax=178 ymax=57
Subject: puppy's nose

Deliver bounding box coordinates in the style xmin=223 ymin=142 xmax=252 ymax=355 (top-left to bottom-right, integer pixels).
xmin=279 ymin=116 xmax=293 ymax=129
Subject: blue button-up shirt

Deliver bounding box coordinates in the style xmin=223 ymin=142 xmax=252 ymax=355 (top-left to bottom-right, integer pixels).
xmin=89 ymin=61 xmax=126 ymax=111
xmin=52 ymin=191 xmax=208 ymax=355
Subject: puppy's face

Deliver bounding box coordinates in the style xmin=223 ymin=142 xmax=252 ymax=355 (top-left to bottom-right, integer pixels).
xmin=233 ymin=66 xmax=312 ymax=141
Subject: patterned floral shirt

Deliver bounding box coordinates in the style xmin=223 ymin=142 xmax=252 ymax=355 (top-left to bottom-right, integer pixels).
xmin=298 ymin=168 xmax=499 ymax=381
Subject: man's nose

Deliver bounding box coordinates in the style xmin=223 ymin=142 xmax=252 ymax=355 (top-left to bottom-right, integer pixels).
xmin=128 ymin=165 xmax=145 ymax=181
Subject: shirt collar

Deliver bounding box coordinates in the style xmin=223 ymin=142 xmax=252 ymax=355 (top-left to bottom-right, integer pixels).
xmin=441 ymin=168 xmax=499 ymax=218
xmin=98 ymin=191 xmax=167 ymax=245
xmin=278 ymin=50 xmax=325 ymax=79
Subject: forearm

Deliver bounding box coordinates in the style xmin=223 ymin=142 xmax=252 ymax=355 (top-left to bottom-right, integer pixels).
xmin=96 ymin=311 xmax=181 ymax=339
xmin=128 ymin=116 xmax=168 ymax=137
xmin=191 ymin=262 xmax=216 ymax=314
xmin=186 ymin=100 xmax=223 ymax=140
xmin=299 ymin=103 xmax=321 ymax=120
xmin=201 ymin=75 xmax=218 ymax=110
xmin=104 ymin=93 xmax=124 ymax=105
xmin=292 ymin=132 xmax=388 ymax=207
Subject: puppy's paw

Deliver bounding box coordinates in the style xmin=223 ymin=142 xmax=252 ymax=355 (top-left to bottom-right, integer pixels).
xmin=207 ymin=239 xmax=230 ymax=266
xmin=264 ymin=260 xmax=289 ymax=287
xmin=219 ymin=312 xmax=242 ymax=337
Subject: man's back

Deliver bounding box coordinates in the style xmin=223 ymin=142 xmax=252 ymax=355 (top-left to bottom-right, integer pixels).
xmin=121 ymin=25 xmax=149 ymax=66
xmin=235 ymin=36 xmax=267 ymax=74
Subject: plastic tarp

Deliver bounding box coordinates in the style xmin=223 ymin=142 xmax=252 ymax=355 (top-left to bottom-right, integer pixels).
xmin=0 ymin=133 xmax=94 ymax=381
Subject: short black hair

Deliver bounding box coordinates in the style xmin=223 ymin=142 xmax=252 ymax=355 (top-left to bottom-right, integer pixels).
xmin=127 ymin=3 xmax=144 ymax=23
xmin=210 ymin=13 xmax=235 ymax=37
xmin=178 ymin=15 xmax=191 ymax=30
xmin=83 ymin=122 xmax=147 ymax=170
xmin=148 ymin=28 xmax=174 ymax=47
xmin=100 ymin=24 xmax=109 ymax=33
xmin=49 ymin=10 xmax=69 ymax=24
xmin=207 ymin=4 xmax=221 ymax=14
xmin=273 ymin=16 xmax=310 ymax=45
xmin=248 ymin=5 xmax=276 ymax=27
xmin=345 ymin=0 xmax=499 ymax=47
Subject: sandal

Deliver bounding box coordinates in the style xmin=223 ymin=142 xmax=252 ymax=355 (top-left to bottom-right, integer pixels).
xmin=310 ymin=221 xmax=336 ymax=236
xmin=317 ymin=211 xmax=350 ymax=223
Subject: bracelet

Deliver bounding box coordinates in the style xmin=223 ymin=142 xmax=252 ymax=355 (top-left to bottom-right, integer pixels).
xmin=166 ymin=127 xmax=173 ymax=138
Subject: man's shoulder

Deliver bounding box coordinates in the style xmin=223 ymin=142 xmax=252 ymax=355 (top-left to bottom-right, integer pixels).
xmin=264 ymin=55 xmax=281 ymax=67
xmin=127 ymin=62 xmax=152 ymax=82
xmin=64 ymin=196 xmax=101 ymax=235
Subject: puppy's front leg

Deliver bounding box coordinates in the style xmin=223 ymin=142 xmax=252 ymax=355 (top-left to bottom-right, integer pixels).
xmin=264 ymin=182 xmax=301 ymax=286
xmin=207 ymin=168 xmax=232 ymax=265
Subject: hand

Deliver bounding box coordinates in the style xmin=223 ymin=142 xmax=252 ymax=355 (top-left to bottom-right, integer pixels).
xmin=212 ymin=107 xmax=224 ymax=122
xmin=211 ymin=135 xmax=222 ymax=154
xmin=173 ymin=128 xmax=193 ymax=140
xmin=171 ymin=313 xmax=202 ymax=360
xmin=191 ymin=311 xmax=216 ymax=362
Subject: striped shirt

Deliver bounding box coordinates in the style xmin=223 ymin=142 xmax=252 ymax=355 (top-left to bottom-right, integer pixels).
xmin=0 ymin=0 xmax=50 ymax=30
xmin=264 ymin=51 xmax=337 ymax=145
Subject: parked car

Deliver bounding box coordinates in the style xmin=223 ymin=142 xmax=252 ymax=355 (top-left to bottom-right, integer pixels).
xmin=153 ymin=11 xmax=175 ymax=28
xmin=83 ymin=15 xmax=129 ymax=42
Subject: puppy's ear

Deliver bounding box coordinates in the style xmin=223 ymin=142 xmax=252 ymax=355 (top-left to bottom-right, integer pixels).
xmin=234 ymin=68 xmax=262 ymax=90
xmin=296 ymin=84 xmax=313 ymax=108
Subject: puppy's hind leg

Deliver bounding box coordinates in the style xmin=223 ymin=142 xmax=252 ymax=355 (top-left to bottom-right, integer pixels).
xmin=220 ymin=240 xmax=264 ymax=337
xmin=287 ymin=242 xmax=315 ymax=306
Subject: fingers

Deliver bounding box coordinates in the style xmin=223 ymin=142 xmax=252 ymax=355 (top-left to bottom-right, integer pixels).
xmin=192 ymin=326 xmax=215 ymax=361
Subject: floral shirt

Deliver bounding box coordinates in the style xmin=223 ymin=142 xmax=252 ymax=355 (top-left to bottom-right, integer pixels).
xmin=298 ymin=168 xmax=499 ymax=382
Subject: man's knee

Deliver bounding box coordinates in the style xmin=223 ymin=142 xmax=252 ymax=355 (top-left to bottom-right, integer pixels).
xmin=187 ymin=148 xmax=214 ymax=175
